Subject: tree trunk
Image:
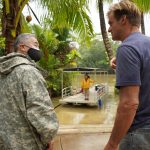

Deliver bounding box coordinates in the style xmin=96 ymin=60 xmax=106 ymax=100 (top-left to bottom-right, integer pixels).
xmin=2 ymin=0 xmax=22 ymax=54
xmin=141 ymin=12 xmax=145 ymax=35
xmin=98 ymin=0 xmax=113 ymax=61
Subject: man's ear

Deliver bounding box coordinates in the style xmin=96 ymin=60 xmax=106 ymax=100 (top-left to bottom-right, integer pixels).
xmin=120 ymin=15 xmax=127 ymax=25
xmin=19 ymin=44 xmax=26 ymax=52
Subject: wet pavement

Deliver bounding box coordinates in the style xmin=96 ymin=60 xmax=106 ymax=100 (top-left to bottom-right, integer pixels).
xmin=53 ymin=75 xmax=117 ymax=150
xmin=53 ymin=133 xmax=110 ymax=150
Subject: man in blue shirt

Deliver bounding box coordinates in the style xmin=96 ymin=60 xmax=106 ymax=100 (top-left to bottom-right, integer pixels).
xmin=104 ymin=1 xmax=150 ymax=150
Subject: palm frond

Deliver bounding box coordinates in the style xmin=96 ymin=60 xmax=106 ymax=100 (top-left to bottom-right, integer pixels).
xmin=35 ymin=0 xmax=94 ymax=39
xmin=133 ymin=0 xmax=150 ymax=12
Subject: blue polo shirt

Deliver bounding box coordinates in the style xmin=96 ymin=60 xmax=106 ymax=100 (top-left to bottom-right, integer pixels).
xmin=116 ymin=32 xmax=150 ymax=132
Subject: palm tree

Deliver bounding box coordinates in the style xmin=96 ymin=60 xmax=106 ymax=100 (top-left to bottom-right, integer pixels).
xmin=36 ymin=0 xmax=94 ymax=41
xmin=2 ymin=0 xmax=29 ymax=53
xmin=141 ymin=12 xmax=145 ymax=34
xmin=98 ymin=0 xmax=113 ymax=61
xmin=97 ymin=0 xmax=150 ymax=60
xmin=133 ymin=0 xmax=150 ymax=12
xmin=1 ymin=0 xmax=94 ymax=54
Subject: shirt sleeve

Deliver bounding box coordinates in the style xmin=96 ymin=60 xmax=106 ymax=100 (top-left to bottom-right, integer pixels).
xmin=22 ymin=67 xmax=59 ymax=145
xmin=116 ymin=45 xmax=141 ymax=88
xmin=89 ymin=79 xmax=94 ymax=83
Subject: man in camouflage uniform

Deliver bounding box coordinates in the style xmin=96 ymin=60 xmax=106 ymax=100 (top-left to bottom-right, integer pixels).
xmin=0 ymin=33 xmax=59 ymax=150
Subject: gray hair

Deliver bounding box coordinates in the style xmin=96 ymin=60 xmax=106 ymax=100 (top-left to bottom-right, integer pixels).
xmin=14 ymin=33 xmax=36 ymax=51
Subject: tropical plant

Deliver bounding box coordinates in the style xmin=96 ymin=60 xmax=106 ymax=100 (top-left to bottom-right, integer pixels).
xmin=0 ymin=1 xmax=2 ymax=15
xmin=98 ymin=0 xmax=114 ymax=61
xmin=0 ymin=2 xmax=5 ymax=56
xmin=132 ymin=0 xmax=150 ymax=12
xmin=0 ymin=35 xmax=5 ymax=53
xmin=32 ymin=24 xmax=81 ymax=96
xmin=31 ymin=24 xmax=60 ymax=95
xmin=140 ymin=12 xmax=145 ymax=34
xmin=132 ymin=0 xmax=150 ymax=35
xmin=1 ymin=0 xmax=95 ymax=54
xmin=36 ymin=0 xmax=94 ymax=41
xmin=2 ymin=0 xmax=30 ymax=53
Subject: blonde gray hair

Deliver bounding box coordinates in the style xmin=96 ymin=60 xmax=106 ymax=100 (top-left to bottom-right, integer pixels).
xmin=107 ymin=0 xmax=141 ymax=27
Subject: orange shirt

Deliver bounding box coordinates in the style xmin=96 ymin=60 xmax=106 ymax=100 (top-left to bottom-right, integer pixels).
xmin=81 ymin=78 xmax=94 ymax=89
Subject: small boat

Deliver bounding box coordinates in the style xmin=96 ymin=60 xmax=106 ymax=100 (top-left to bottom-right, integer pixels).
xmin=59 ymin=67 xmax=108 ymax=106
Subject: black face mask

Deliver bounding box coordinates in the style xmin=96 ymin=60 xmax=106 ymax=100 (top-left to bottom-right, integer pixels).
xmin=27 ymin=48 xmax=43 ymax=62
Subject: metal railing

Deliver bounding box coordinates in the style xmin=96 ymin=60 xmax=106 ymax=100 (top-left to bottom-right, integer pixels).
xmin=62 ymin=86 xmax=72 ymax=98
xmin=96 ymin=84 xmax=106 ymax=99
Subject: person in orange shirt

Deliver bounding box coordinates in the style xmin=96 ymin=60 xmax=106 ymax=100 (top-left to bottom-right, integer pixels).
xmin=81 ymin=73 xmax=94 ymax=100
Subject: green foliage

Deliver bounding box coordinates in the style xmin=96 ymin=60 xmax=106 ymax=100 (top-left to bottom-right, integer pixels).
xmin=32 ymin=24 xmax=59 ymax=55
xmin=78 ymin=39 xmax=107 ymax=69
xmin=52 ymin=27 xmax=70 ymax=41
xmin=32 ymin=25 xmax=61 ymax=95
xmin=32 ymin=24 xmax=80 ymax=96
xmin=45 ymin=70 xmax=62 ymax=97
xmin=0 ymin=36 xmax=5 ymax=49
xmin=0 ymin=2 xmax=2 ymax=16
xmin=21 ymin=14 xmax=32 ymax=33
xmin=37 ymin=0 xmax=94 ymax=41
xmin=66 ymin=49 xmax=81 ymax=66
xmin=133 ymin=0 xmax=150 ymax=12
xmin=53 ymin=41 xmax=70 ymax=64
xmin=0 ymin=47 xmax=5 ymax=56
xmin=0 ymin=24 xmax=5 ymax=56
xmin=78 ymin=38 xmax=119 ymax=72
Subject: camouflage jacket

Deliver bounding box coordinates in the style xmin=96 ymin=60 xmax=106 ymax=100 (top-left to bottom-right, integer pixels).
xmin=0 ymin=53 xmax=59 ymax=150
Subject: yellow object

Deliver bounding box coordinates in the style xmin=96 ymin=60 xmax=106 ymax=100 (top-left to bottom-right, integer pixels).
xmin=81 ymin=78 xmax=94 ymax=89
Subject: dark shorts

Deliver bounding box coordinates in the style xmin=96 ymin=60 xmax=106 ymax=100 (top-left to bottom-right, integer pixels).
xmin=119 ymin=125 xmax=150 ymax=150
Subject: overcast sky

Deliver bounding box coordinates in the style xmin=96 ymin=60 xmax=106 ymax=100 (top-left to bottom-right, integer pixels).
xmin=89 ymin=0 xmax=150 ymax=36
xmin=23 ymin=0 xmax=150 ymax=36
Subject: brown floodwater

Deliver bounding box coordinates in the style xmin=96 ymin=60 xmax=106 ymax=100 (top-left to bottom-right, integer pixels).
xmin=53 ymin=74 xmax=118 ymax=126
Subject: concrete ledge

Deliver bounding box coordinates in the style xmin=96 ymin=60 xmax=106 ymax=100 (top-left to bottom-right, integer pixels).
xmin=58 ymin=124 xmax=113 ymax=134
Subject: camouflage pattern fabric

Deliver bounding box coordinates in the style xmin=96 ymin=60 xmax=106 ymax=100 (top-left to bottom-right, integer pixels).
xmin=0 ymin=53 xmax=59 ymax=150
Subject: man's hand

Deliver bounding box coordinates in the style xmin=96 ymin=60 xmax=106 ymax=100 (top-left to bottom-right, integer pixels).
xmin=110 ymin=57 xmax=116 ymax=69
xmin=104 ymin=142 xmax=118 ymax=150
xmin=48 ymin=140 xmax=54 ymax=150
